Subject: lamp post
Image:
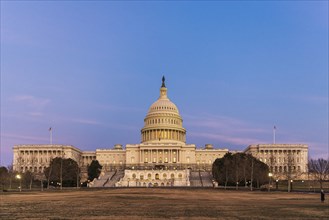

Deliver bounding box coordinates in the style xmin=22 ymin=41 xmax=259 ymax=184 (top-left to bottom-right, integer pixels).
xmin=16 ymin=174 xmax=22 ymax=192
xmin=290 ymin=180 xmax=293 ymax=192
xmin=276 ymin=179 xmax=279 ymax=190
xmin=60 ymin=148 xmax=65 ymax=190
xmin=268 ymin=173 xmax=273 ymax=192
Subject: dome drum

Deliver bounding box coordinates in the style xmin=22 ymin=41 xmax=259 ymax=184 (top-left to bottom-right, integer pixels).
xmin=141 ymin=128 xmax=186 ymax=143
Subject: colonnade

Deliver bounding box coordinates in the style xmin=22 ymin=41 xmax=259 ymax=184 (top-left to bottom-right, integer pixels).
xmin=141 ymin=129 xmax=186 ymax=142
xmin=15 ymin=148 xmax=68 ymax=173
xmin=139 ymin=149 xmax=180 ymax=164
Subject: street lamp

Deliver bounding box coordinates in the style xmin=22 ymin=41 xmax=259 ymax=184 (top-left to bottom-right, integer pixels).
xmin=268 ymin=173 xmax=273 ymax=192
xmin=276 ymin=179 xmax=279 ymax=190
xmin=60 ymin=149 xmax=65 ymax=190
xmin=16 ymin=174 xmax=22 ymax=192
xmin=290 ymin=180 xmax=293 ymax=192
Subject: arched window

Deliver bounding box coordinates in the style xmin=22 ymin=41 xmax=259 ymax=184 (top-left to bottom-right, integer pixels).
xmin=170 ymin=173 xmax=175 ymax=179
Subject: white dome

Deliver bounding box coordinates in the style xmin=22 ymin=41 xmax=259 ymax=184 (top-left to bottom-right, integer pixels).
xmin=148 ymin=99 xmax=180 ymax=115
xmin=141 ymin=77 xmax=186 ymax=143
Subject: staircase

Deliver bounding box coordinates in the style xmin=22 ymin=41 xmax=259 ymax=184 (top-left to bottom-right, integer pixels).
xmin=190 ymin=171 xmax=202 ymax=187
xmin=104 ymin=170 xmax=125 ymax=187
xmin=200 ymin=171 xmax=213 ymax=187
xmin=90 ymin=172 xmax=115 ymax=187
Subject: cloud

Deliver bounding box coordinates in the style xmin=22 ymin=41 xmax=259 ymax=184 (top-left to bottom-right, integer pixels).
xmin=189 ymin=132 xmax=264 ymax=146
xmin=184 ymin=113 xmax=270 ymax=148
xmin=94 ymin=103 xmax=145 ymax=113
xmin=63 ymin=117 xmax=139 ymax=131
xmin=294 ymin=95 xmax=328 ymax=104
xmin=28 ymin=112 xmax=44 ymax=117
xmin=184 ymin=114 xmax=269 ymax=134
xmin=12 ymin=95 xmax=50 ymax=107
xmin=1 ymin=133 xmax=49 ymax=142
xmin=70 ymin=118 xmax=103 ymax=125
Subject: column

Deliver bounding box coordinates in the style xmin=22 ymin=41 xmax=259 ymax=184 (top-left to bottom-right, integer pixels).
xmin=156 ymin=150 xmax=158 ymax=163
xmin=170 ymin=149 xmax=172 ymax=163
xmin=141 ymin=150 xmax=144 ymax=163
xmin=148 ymin=149 xmax=150 ymax=163
xmin=139 ymin=149 xmax=141 ymax=164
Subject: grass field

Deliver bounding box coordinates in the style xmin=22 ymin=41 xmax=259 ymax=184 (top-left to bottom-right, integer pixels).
xmin=1 ymin=188 xmax=328 ymax=219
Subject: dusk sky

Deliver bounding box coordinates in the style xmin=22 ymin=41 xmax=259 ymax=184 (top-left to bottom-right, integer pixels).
xmin=1 ymin=1 xmax=328 ymax=166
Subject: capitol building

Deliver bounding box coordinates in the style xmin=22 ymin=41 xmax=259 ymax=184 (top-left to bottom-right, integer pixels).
xmin=13 ymin=77 xmax=308 ymax=187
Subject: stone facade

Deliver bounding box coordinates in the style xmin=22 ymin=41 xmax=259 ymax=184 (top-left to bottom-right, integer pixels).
xmin=13 ymin=145 xmax=82 ymax=174
xmin=115 ymin=169 xmax=190 ymax=187
xmin=244 ymin=144 xmax=309 ymax=180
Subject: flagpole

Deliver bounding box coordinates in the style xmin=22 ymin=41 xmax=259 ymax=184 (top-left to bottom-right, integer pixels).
xmin=273 ymin=126 xmax=276 ymax=144
xmin=49 ymin=127 xmax=52 ymax=145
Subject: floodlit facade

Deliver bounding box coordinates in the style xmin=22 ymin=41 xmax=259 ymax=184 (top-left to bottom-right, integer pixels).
xmin=12 ymin=77 xmax=309 ymax=185
xmin=244 ymin=144 xmax=309 ymax=180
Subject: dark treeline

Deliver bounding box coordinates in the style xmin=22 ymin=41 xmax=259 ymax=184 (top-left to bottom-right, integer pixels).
xmin=87 ymin=160 xmax=102 ymax=181
xmin=44 ymin=157 xmax=80 ymax=188
xmin=212 ymin=152 xmax=269 ymax=189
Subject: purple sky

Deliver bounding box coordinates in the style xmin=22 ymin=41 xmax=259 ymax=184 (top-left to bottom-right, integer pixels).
xmin=1 ymin=1 xmax=328 ymax=166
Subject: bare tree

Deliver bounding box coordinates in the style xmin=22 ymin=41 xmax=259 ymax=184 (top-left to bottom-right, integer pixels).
xmin=46 ymin=156 xmax=54 ymax=188
xmin=308 ymin=158 xmax=329 ymax=190
xmin=75 ymin=156 xmax=82 ymax=188
xmin=283 ymin=151 xmax=299 ymax=192
xmin=223 ymin=158 xmax=231 ymax=189
xmin=7 ymin=165 xmax=14 ymax=189
xmin=15 ymin=152 xmax=24 ymax=173
xmin=28 ymin=153 xmax=38 ymax=190
xmin=250 ymin=156 xmax=254 ymax=190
